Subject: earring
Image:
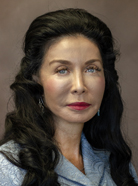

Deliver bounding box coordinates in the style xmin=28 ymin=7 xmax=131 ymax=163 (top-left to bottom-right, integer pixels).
xmin=97 ymin=109 xmax=100 ymax=116
xmin=38 ymin=97 xmax=44 ymax=113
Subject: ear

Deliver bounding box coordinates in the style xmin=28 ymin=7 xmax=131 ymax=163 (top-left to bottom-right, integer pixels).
xmin=32 ymin=74 xmax=41 ymax=85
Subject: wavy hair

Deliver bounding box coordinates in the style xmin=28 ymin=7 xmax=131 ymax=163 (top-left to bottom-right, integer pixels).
xmin=1 ymin=8 xmax=137 ymax=186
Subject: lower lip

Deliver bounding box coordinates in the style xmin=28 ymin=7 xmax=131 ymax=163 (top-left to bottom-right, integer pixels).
xmin=68 ymin=105 xmax=90 ymax=110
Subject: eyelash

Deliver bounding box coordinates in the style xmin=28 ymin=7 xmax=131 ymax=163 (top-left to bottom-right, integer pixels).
xmin=85 ymin=66 xmax=101 ymax=73
xmin=56 ymin=68 xmax=68 ymax=74
xmin=56 ymin=66 xmax=101 ymax=74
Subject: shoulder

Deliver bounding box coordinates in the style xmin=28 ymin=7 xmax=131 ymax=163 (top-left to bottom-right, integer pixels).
xmin=81 ymin=132 xmax=110 ymax=161
xmin=0 ymin=141 xmax=26 ymax=186
xmin=0 ymin=140 xmax=19 ymax=154
xmin=129 ymin=163 xmax=138 ymax=183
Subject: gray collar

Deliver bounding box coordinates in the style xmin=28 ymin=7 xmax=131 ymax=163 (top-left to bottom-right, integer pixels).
xmin=55 ymin=133 xmax=110 ymax=186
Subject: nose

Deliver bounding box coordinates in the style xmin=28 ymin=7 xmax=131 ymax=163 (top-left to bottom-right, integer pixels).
xmin=71 ymin=71 xmax=86 ymax=95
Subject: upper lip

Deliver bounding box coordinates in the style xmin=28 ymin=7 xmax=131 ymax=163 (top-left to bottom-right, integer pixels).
xmin=67 ymin=102 xmax=91 ymax=106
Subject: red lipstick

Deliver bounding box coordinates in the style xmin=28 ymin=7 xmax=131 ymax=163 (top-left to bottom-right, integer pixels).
xmin=67 ymin=102 xmax=91 ymax=110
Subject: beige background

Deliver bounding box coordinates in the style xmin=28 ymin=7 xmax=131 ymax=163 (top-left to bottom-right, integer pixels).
xmin=0 ymin=0 xmax=138 ymax=173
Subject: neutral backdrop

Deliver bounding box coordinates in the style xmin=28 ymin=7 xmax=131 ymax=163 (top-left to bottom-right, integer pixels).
xmin=0 ymin=0 xmax=138 ymax=173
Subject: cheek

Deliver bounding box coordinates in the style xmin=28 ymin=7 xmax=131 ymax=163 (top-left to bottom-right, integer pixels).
xmin=42 ymin=78 xmax=69 ymax=97
xmin=43 ymin=79 xmax=57 ymax=93
xmin=90 ymin=77 xmax=105 ymax=96
xmin=98 ymin=77 xmax=105 ymax=92
xmin=42 ymin=79 xmax=58 ymax=107
xmin=42 ymin=78 xmax=69 ymax=108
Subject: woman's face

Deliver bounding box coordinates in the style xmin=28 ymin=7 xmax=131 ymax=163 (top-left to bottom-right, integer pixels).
xmin=38 ymin=35 xmax=105 ymax=125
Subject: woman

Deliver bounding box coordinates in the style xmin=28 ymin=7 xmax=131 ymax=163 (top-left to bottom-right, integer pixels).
xmin=0 ymin=8 xmax=137 ymax=186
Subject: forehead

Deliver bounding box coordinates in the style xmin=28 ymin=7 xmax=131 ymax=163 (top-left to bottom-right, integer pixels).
xmin=42 ymin=34 xmax=102 ymax=65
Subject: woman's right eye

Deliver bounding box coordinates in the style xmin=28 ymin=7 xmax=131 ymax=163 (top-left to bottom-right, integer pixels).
xmin=56 ymin=68 xmax=68 ymax=74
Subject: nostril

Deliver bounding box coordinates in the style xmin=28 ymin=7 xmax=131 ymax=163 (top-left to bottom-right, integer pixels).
xmin=71 ymin=74 xmax=86 ymax=94
xmin=71 ymin=87 xmax=86 ymax=95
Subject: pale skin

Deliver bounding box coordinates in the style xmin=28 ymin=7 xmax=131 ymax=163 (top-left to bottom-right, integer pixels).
xmin=36 ymin=35 xmax=105 ymax=174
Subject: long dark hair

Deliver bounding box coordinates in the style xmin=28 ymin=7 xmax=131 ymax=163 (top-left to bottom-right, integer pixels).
xmin=0 ymin=8 xmax=137 ymax=186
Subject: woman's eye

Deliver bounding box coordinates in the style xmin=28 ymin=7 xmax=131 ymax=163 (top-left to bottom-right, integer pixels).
xmin=86 ymin=66 xmax=101 ymax=73
xmin=87 ymin=68 xmax=96 ymax=73
xmin=57 ymin=69 xmax=68 ymax=74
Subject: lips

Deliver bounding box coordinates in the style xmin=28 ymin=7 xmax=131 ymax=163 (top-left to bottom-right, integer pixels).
xmin=68 ymin=102 xmax=91 ymax=106
xmin=67 ymin=102 xmax=91 ymax=110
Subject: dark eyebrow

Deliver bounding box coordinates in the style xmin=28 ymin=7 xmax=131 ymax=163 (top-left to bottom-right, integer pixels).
xmin=85 ymin=59 xmax=102 ymax=65
xmin=49 ymin=60 xmax=72 ymax=66
xmin=49 ymin=59 xmax=102 ymax=66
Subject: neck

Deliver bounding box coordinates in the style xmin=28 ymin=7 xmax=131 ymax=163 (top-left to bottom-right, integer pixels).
xmin=54 ymin=121 xmax=84 ymax=171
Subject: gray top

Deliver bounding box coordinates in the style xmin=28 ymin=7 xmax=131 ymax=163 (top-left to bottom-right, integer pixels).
xmin=0 ymin=133 xmax=138 ymax=186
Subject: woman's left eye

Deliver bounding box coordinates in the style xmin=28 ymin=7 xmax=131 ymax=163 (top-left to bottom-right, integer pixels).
xmin=86 ymin=66 xmax=101 ymax=73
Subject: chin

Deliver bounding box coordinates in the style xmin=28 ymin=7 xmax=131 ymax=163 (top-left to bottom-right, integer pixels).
xmin=67 ymin=115 xmax=94 ymax=124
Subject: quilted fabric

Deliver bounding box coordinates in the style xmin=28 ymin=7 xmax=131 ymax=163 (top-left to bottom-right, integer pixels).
xmin=0 ymin=134 xmax=138 ymax=186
